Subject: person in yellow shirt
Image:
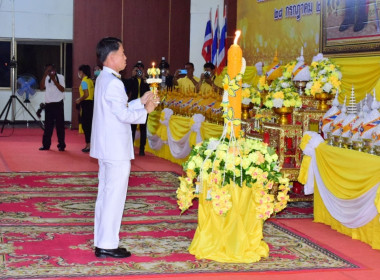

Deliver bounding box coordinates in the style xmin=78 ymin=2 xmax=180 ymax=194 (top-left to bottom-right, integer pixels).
xmin=196 ymin=62 xmax=222 ymax=97
xmin=173 ymin=62 xmax=199 ymax=95
xmin=76 ymin=64 xmax=94 ymax=153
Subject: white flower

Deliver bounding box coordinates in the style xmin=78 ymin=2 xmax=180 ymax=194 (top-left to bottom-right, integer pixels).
xmin=306 ymin=82 xmax=312 ymax=89
xmin=321 ymin=77 xmax=327 ymax=83
xmin=207 ymin=139 xmax=219 ymax=151
xmin=281 ymin=82 xmax=290 ymax=88
xmin=242 ymin=83 xmax=251 ymax=88
xmin=242 ymin=97 xmax=251 ymax=105
xmin=322 ymin=82 xmax=333 ymax=93
xmin=319 ymin=69 xmax=327 ymax=75
xmin=273 ymin=98 xmax=284 ymax=108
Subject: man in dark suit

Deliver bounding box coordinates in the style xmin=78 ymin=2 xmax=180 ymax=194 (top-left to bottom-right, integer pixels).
xmin=123 ymin=61 xmax=150 ymax=156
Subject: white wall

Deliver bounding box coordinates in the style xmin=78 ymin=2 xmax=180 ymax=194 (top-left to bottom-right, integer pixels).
xmin=190 ymin=0 xmax=224 ymax=78
xmin=0 ymin=0 xmax=73 ymax=122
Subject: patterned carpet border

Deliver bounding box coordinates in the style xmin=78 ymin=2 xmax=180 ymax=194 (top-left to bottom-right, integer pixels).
xmin=0 ymin=171 xmax=361 ymax=279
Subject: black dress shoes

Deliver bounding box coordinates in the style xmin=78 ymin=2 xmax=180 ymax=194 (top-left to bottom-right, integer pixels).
xmin=139 ymin=150 xmax=145 ymax=156
xmin=39 ymin=146 xmax=49 ymax=151
xmin=94 ymin=247 xmax=131 ymax=258
xmin=82 ymin=147 xmax=90 ymax=153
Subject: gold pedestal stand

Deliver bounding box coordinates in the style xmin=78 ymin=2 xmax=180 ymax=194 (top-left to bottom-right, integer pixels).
xmin=273 ymin=107 xmax=293 ymax=125
xmin=315 ymin=92 xmax=333 ymax=111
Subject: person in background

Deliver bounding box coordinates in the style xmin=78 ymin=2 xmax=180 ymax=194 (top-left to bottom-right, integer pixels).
xmin=93 ymin=65 xmax=101 ymax=83
xmin=173 ymin=62 xmax=199 ymax=94
xmin=39 ymin=64 xmax=66 ymax=151
xmin=158 ymin=59 xmax=174 ymax=90
xmin=90 ymin=37 xmax=157 ymax=259
xmin=196 ymin=62 xmax=222 ymax=95
xmin=124 ymin=61 xmax=150 ymax=156
xmin=76 ymin=64 xmax=94 ymax=153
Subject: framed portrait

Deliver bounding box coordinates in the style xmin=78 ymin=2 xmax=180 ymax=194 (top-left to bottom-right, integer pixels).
xmin=321 ymin=0 xmax=380 ymax=55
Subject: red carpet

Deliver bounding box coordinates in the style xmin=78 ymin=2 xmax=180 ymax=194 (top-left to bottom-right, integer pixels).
xmin=0 ymin=172 xmax=360 ymax=279
xmin=1 ymin=128 xmax=380 ymax=280
xmin=0 ymin=127 xmax=182 ymax=173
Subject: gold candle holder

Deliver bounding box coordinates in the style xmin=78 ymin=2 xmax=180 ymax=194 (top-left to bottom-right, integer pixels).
xmin=147 ymin=62 xmax=162 ymax=104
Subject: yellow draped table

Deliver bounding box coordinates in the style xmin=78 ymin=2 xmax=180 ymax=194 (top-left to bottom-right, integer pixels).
xmin=145 ymin=110 xmax=223 ymax=165
xmin=188 ymin=182 xmax=269 ymax=263
xmin=299 ymin=136 xmax=380 ymax=250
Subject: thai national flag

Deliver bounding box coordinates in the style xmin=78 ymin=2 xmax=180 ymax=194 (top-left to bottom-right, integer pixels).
xmin=211 ymin=7 xmax=219 ymax=66
xmin=201 ymin=9 xmax=213 ymax=62
xmin=217 ymin=5 xmax=227 ymax=74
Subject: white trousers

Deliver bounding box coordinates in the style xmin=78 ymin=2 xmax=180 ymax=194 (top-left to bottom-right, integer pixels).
xmin=94 ymin=159 xmax=131 ymax=249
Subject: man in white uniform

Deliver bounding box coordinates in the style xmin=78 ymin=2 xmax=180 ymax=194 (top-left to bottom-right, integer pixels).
xmin=90 ymin=37 xmax=157 ymax=258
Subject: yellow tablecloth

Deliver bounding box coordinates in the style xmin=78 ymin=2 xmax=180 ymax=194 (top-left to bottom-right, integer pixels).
xmin=145 ymin=110 xmax=223 ymax=165
xmin=311 ymin=143 xmax=380 ymax=249
xmin=188 ymin=181 xmax=269 ymax=263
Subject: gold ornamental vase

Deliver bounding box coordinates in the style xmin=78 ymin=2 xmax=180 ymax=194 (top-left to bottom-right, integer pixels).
xmin=241 ymin=103 xmax=251 ymax=120
xmin=273 ymin=106 xmax=293 ymax=125
xmin=315 ymin=92 xmax=333 ymax=111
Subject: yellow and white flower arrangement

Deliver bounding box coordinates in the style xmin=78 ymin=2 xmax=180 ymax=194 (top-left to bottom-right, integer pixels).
xmin=263 ymin=62 xmax=302 ymax=109
xmin=242 ymin=83 xmax=261 ymax=106
xmin=305 ymin=58 xmax=342 ymax=96
xmin=176 ymin=136 xmax=290 ymax=219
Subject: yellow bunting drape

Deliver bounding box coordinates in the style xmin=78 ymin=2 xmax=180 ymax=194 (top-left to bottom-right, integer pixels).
xmin=315 ymin=143 xmax=380 ymax=199
xmin=145 ymin=111 xmax=223 ymax=166
xmin=331 ymin=56 xmax=380 ymax=102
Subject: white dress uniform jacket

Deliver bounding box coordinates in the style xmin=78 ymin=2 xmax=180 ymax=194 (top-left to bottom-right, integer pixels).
xmin=90 ymin=66 xmax=147 ymax=161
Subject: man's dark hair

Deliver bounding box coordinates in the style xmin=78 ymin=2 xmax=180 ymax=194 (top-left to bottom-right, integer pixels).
xmin=79 ymin=64 xmax=91 ymax=78
xmin=96 ymin=37 xmax=122 ymax=63
xmin=134 ymin=61 xmax=145 ymax=69
xmin=185 ymin=62 xmax=194 ymax=69
xmin=204 ymin=62 xmax=215 ymax=70
xmin=45 ymin=64 xmax=56 ymax=70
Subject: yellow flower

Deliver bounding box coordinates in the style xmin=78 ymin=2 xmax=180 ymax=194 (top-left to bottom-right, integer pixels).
xmin=311 ymin=81 xmax=322 ymax=95
xmin=242 ymin=88 xmax=251 ymax=98
xmin=187 ymin=161 xmax=195 ymax=170
xmin=259 ymin=76 xmax=266 ymax=86
xmin=256 ymin=151 xmax=265 ymax=164
xmin=226 ymin=161 xmax=235 ymax=171
xmin=273 ymin=91 xmax=284 ymax=99
xmin=241 ymin=158 xmax=251 ymax=169
xmin=186 ymin=169 xmax=196 ymax=179
xmin=203 ymin=159 xmax=212 ymax=170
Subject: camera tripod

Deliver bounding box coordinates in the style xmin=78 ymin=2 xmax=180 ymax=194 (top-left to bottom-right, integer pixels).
xmin=0 ymin=94 xmax=44 ymax=133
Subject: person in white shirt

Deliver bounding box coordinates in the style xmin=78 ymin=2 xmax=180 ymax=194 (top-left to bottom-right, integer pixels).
xmin=90 ymin=37 xmax=158 ymax=258
xmin=39 ymin=64 xmax=66 ymax=151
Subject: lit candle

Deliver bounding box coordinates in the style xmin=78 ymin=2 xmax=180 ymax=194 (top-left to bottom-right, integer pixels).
xmin=152 ymin=62 xmax=156 ymax=78
xmin=228 ymin=30 xmax=242 ymax=137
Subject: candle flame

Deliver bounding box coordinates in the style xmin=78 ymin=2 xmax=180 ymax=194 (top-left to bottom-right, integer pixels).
xmin=234 ymin=30 xmax=241 ymax=45
xmin=152 ymin=62 xmax=155 ymax=68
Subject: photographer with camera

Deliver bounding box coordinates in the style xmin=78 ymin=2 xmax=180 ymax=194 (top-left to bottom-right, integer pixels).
xmin=124 ymin=61 xmax=150 ymax=156
xmin=158 ymin=58 xmax=173 ymax=90
xmin=196 ymin=62 xmax=222 ymax=97
xmin=173 ymin=62 xmax=199 ymax=95
xmin=39 ymin=64 xmax=66 ymax=151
